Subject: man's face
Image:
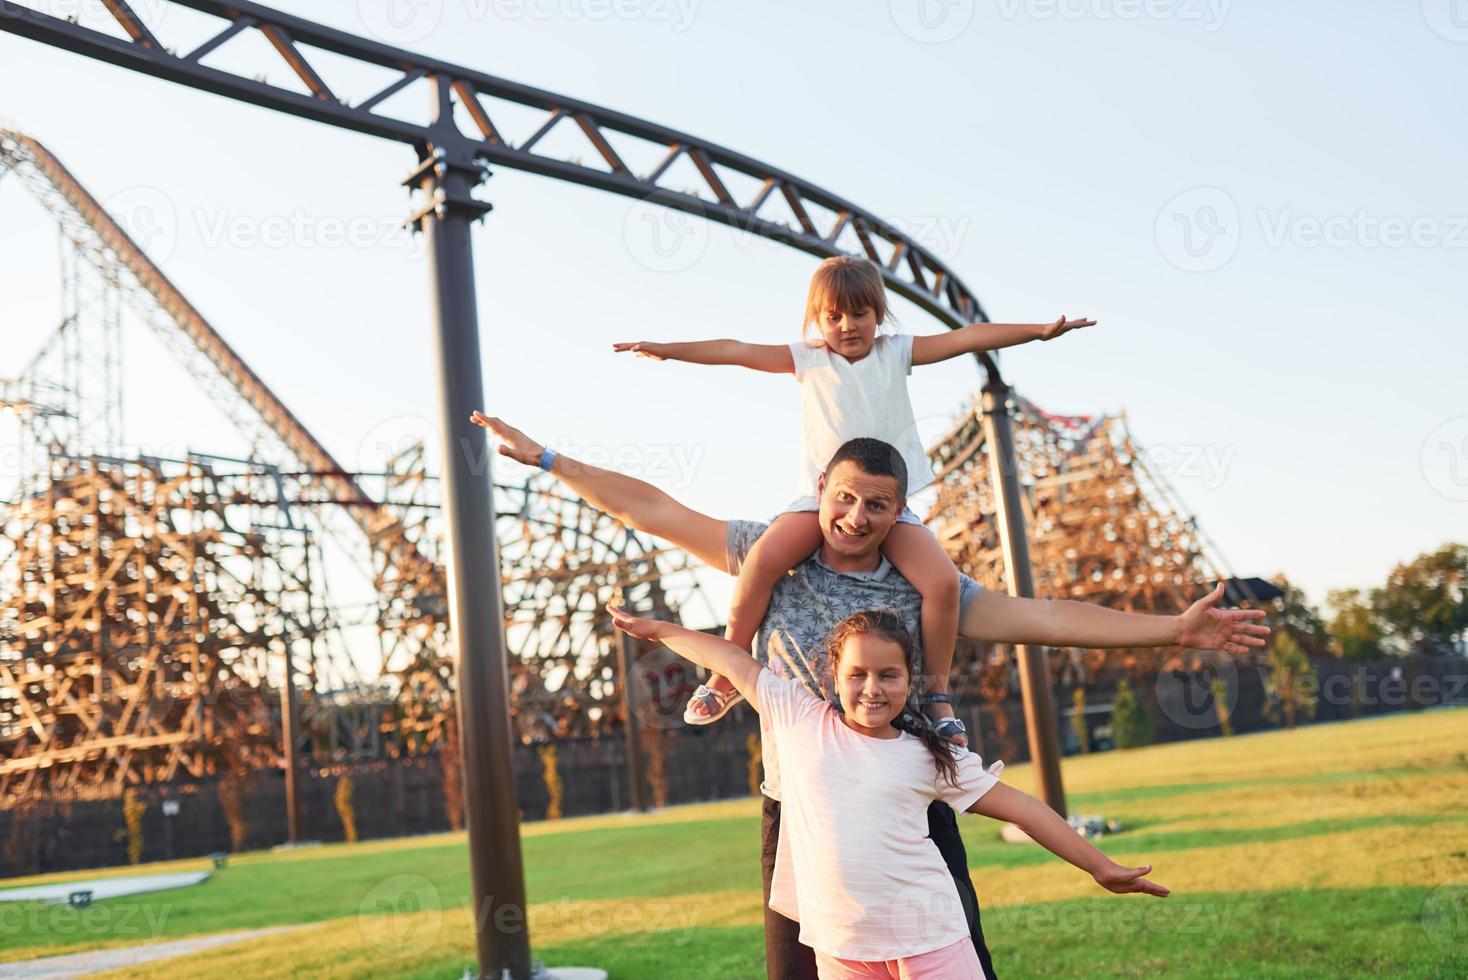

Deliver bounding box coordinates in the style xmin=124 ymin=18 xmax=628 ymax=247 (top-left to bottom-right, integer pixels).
xmin=816 ymin=460 xmax=904 ymax=561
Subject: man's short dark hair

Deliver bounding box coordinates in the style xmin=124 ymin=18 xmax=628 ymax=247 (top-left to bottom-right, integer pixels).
xmin=823 ymin=438 xmax=908 ymax=495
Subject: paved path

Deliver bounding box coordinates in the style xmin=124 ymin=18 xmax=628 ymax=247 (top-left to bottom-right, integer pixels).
xmin=4 ymin=925 xmax=305 ymax=978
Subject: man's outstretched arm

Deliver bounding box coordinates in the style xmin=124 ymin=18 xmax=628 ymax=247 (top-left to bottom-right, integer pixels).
xmin=959 ymin=582 xmax=1270 ymax=654
xmin=470 ymin=414 xmax=731 ymax=572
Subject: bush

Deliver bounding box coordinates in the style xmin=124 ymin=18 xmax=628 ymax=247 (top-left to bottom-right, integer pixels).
xmin=1110 ymin=678 xmax=1154 ymax=749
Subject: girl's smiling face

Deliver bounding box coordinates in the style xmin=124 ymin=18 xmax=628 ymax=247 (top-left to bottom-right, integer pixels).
xmin=834 ymin=632 xmax=910 ymax=736
xmin=816 ymin=304 xmax=878 ymax=360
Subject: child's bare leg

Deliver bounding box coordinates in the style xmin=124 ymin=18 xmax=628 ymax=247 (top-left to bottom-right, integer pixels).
xmin=880 ymin=523 xmax=965 ymax=746
xmin=687 ymin=512 xmax=823 ymax=722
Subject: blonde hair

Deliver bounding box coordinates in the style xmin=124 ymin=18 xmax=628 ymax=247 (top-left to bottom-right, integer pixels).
xmin=802 ymin=255 xmax=900 ymax=346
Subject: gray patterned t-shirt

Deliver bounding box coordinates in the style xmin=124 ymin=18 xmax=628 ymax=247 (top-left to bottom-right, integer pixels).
xmin=726 ymin=519 xmax=984 ymax=800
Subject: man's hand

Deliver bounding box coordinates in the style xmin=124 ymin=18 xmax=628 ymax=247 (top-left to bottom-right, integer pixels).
xmin=469 ymin=412 xmax=543 ymax=467
xmin=1174 ymin=582 xmax=1271 ymax=654
xmin=612 ymin=341 xmax=669 ymax=361
xmin=1039 ymin=315 xmax=1097 ymax=341
xmin=1093 ymin=860 xmax=1170 ymax=898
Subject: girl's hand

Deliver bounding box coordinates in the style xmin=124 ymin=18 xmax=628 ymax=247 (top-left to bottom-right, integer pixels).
xmin=1093 ymin=860 xmax=1170 ymax=898
xmin=469 ymin=412 xmax=543 ymax=467
xmin=606 ymin=602 xmax=669 ymax=641
xmin=1174 ymin=582 xmax=1271 ymax=654
xmin=1039 ymin=315 xmax=1097 ymax=341
xmin=612 ymin=341 xmax=669 ymax=361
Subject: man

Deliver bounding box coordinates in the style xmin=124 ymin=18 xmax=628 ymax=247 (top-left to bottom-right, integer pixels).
xmin=472 ymin=414 xmax=1269 ymax=978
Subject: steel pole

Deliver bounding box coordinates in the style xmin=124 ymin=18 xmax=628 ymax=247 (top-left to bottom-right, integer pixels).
xmin=980 ymin=380 xmax=1067 ymax=817
xmin=279 ymin=639 xmax=302 ymax=844
xmin=412 ymin=131 xmax=532 ymax=978
xmin=616 ymin=628 xmax=649 ymax=812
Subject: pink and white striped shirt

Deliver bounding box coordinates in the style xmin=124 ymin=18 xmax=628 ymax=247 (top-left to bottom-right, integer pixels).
xmin=755 ymin=667 xmax=1006 ymax=961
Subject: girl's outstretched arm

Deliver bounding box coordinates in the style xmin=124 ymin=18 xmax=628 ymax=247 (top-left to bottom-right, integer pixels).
xmin=968 ymin=783 xmax=1170 ymax=898
xmin=910 ymin=316 xmax=1096 ymax=366
xmin=607 ymin=603 xmax=766 ymax=710
xmin=612 ymin=339 xmax=795 ymax=374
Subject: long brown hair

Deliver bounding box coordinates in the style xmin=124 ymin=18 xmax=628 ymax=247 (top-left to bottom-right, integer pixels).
xmin=825 ymin=609 xmax=960 ymax=788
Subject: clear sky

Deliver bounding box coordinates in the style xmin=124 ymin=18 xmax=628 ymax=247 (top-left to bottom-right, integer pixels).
xmin=1 ymin=0 xmax=1464 ymax=631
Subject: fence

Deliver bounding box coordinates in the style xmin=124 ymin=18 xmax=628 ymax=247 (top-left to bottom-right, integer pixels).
xmin=4 ymin=655 xmax=1464 ymax=879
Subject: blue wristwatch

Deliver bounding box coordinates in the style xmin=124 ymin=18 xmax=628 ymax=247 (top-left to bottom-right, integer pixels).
xmin=538 ymin=448 xmax=557 ymax=472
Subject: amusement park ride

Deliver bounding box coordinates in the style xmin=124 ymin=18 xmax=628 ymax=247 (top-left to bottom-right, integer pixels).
xmin=0 ymin=3 xmax=1260 ymax=976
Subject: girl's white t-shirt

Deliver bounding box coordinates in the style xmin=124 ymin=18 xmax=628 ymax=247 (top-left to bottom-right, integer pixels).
xmin=756 ymin=667 xmax=1005 ymax=961
xmin=788 ymin=334 xmax=934 ymax=500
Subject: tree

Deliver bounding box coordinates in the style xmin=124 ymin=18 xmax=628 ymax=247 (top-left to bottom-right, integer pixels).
xmin=1268 ymin=573 xmax=1332 ymax=657
xmin=1264 ymin=631 xmax=1317 ymax=729
xmin=1370 ymin=543 xmax=1468 ymax=656
xmin=1110 ymin=678 xmax=1154 ymax=749
xmin=1071 ymin=687 xmax=1091 ymax=754
xmin=1326 ymin=588 xmax=1386 ymax=661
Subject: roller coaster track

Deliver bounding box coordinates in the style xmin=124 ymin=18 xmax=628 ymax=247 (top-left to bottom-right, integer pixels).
xmin=0 ymin=0 xmax=995 ymax=358
xmin=0 ymin=127 xmax=441 ymax=588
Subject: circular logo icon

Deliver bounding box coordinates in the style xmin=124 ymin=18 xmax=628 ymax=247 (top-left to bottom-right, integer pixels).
xmin=1422 ymin=0 xmax=1468 ymax=43
xmin=1421 ymin=875 xmax=1468 ymax=950
xmin=629 ymin=641 xmax=703 ymax=730
xmin=358 ymin=874 xmax=442 ymax=958
xmin=888 ymin=880 xmax=967 ymax=947
xmin=622 ymin=196 xmax=708 ymax=273
xmin=889 ymin=0 xmax=976 ymax=43
xmin=1155 ymin=187 xmax=1240 ymax=272
xmin=105 ymin=185 xmax=179 ymax=264
xmin=1155 ymin=650 xmax=1239 ymax=731
xmin=355 ymin=414 xmax=444 ymax=482
xmin=357 ymin=0 xmax=445 ymax=44
xmin=1421 ymin=416 xmax=1468 ymax=502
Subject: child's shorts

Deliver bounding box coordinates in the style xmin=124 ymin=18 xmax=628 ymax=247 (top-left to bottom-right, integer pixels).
xmin=813 ymin=936 xmax=984 ymax=979
xmin=776 ymin=495 xmax=924 ymax=526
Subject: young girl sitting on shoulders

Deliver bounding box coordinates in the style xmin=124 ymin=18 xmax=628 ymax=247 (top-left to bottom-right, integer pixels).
xmin=607 ymin=602 xmax=1167 ymax=979
xmin=613 ymin=255 xmax=1094 ymax=740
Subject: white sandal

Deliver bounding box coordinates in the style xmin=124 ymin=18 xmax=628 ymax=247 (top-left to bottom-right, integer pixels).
xmin=682 ymin=684 xmax=745 ymax=725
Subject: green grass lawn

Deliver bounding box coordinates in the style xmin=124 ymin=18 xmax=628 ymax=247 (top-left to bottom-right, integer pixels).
xmin=3 ymin=707 xmax=1467 ymax=978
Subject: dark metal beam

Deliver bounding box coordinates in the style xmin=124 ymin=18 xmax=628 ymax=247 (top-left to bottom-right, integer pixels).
xmin=981 ymin=381 xmax=1067 ymax=818
xmin=0 ymin=0 xmax=995 ymax=348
